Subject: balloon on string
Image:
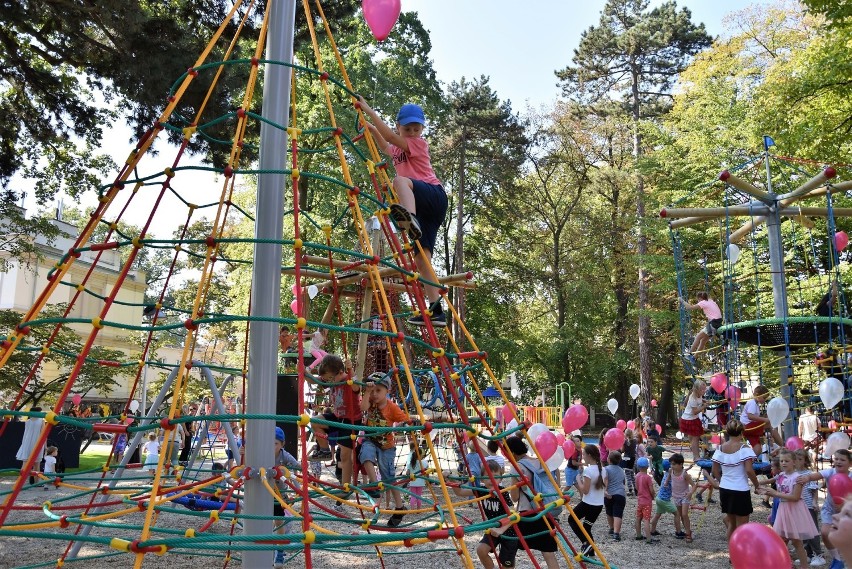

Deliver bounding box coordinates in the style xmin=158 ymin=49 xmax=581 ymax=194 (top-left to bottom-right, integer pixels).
xmin=545 ymin=446 xmax=565 ymax=471
xmin=675 ymin=431 xmax=684 ymax=440
xmin=829 ymin=420 xmax=838 ymax=430
xmin=506 ymin=418 xmax=519 ymax=432
xmin=629 ymin=384 xmax=641 ymax=400
xmin=562 ymin=439 xmax=576 ymax=458
xmin=604 ymin=428 xmax=625 ymax=451
xmin=766 ymin=397 xmax=790 ymax=428
xmin=607 ymin=398 xmax=618 ymax=414
xmin=307 ymin=285 xmax=319 ymax=299
xmin=655 ymin=424 xmax=663 ymax=435
xmin=710 ymin=372 xmax=728 ymax=394
xmin=291 ymin=283 xmax=301 ymax=296
xmin=726 ymin=243 xmax=741 ymax=264
xmin=527 ymin=423 xmax=549 ymax=444
xmin=129 ymin=400 xmax=140 ymax=413
xmin=72 ymin=394 xmax=82 ymax=406
xmin=651 ymin=399 xmax=658 ymax=408
xmin=829 ymin=473 xmax=852 ymax=505
xmin=825 ymin=432 xmax=851 ymax=457
xmin=535 ymin=430 xmax=558 ymax=461
xmin=125 ymin=417 xmax=135 ymax=425
xmin=626 ymin=420 xmax=636 ymax=431
xmin=710 ymin=434 xmax=722 ymax=445
xmin=725 ymin=385 xmax=742 ymax=407
xmin=555 ymin=433 xmax=566 ymax=446
xmin=362 ymin=0 xmax=401 ymax=41
xmin=785 ymin=436 xmax=804 ymax=451
xmin=616 ymin=419 xmax=626 ymax=431
xmin=820 ymin=377 xmax=845 ymax=410
xmin=835 ymin=230 xmax=849 ymax=252
xmin=562 ymin=405 xmax=588 ymax=432
xmin=729 ymin=523 xmax=791 ymax=569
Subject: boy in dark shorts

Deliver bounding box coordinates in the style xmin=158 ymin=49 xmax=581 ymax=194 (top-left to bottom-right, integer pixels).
xmin=447 ymin=459 xmax=519 ymax=568
xmin=308 ymin=355 xmax=361 ymax=489
xmin=358 ymin=96 xmax=449 ymax=328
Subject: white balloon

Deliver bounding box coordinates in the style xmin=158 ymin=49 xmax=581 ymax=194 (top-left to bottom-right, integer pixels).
xmin=545 ymin=446 xmax=565 ymax=471
xmin=307 ymin=285 xmax=319 ymax=299
xmin=825 ymin=432 xmax=851 ymax=457
xmin=766 ymin=396 xmax=790 ymax=428
xmin=506 ymin=419 xmax=519 ymax=432
xmin=527 ymin=423 xmax=549 ymax=444
xmin=820 ymin=377 xmax=845 ymax=410
xmin=129 ymin=400 xmax=140 ymax=412
xmin=607 ymin=398 xmax=618 ymax=415
xmin=726 ymin=243 xmax=741 ymax=264
xmin=675 ymin=431 xmax=684 ymax=440
xmin=629 ymin=384 xmax=640 ymax=400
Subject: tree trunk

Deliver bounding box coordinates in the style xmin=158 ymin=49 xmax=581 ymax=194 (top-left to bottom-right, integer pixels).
xmin=452 ymin=131 xmax=467 ymax=337
xmin=631 ymin=63 xmax=653 ymax=410
xmin=658 ymin=346 xmax=676 ymax=431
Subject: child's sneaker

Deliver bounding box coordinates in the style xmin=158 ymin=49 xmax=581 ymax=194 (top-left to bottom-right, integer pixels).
xmin=274 ymin=550 xmax=286 ymax=569
xmin=608 ymin=528 xmax=614 ymax=536
xmin=387 ymin=507 xmax=407 ymax=528
xmin=634 ymin=535 xmax=646 ymax=541
xmin=613 ymin=532 xmax=621 ymax=541
xmin=675 ymin=531 xmax=686 ymax=539
xmin=581 ymin=543 xmax=594 ymax=557
xmin=407 ymin=310 xmax=446 ymax=328
xmin=810 ymin=556 xmax=826 ymax=567
xmin=389 ymin=204 xmax=423 ymax=241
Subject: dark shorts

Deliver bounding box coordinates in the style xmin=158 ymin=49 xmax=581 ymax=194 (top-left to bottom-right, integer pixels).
xmin=705 ymin=318 xmax=723 ymax=336
xmin=321 ymin=414 xmax=361 ymax=449
xmin=274 ymin=502 xmax=286 ymax=517
xmin=719 ymin=488 xmax=753 ymax=517
xmin=410 ymin=180 xmax=448 ymax=255
xmin=479 ymin=531 xmax=519 ymax=567
xmin=516 ymin=516 xmax=558 ymax=552
xmin=604 ymin=494 xmax=626 ymax=518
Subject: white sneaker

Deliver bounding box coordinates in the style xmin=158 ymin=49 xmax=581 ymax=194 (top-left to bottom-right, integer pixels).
xmin=810 ymin=555 xmax=827 ymax=566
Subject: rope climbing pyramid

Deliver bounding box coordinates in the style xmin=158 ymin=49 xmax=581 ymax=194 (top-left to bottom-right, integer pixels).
xmin=0 ymin=2 xmax=610 ymax=568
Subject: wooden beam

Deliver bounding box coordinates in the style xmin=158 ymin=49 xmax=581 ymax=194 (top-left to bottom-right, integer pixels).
xmin=719 ymin=170 xmax=771 ymax=201
xmin=661 ymin=204 xmax=770 ymax=219
xmin=779 ymin=167 xmax=838 ymax=201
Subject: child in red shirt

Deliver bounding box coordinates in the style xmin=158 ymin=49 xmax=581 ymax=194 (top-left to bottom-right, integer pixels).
xmin=634 ymin=457 xmax=657 ymax=542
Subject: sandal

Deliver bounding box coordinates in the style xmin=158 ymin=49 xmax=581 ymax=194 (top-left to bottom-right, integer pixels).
xmin=685 ymin=532 xmax=693 ymax=543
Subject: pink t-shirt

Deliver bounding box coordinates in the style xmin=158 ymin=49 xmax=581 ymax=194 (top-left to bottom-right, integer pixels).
xmin=697 ymin=299 xmax=722 ymax=320
xmin=389 ymin=137 xmax=441 ymax=185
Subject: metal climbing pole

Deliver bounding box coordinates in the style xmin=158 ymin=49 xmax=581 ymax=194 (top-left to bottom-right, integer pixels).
xmin=243 ymin=0 xmax=296 ymax=567
xmin=763 ymin=154 xmax=797 ymax=439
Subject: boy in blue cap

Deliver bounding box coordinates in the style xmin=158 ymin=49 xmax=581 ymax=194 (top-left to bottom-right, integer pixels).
xmin=358 ymin=96 xmax=449 ymax=327
xmin=273 ymin=426 xmax=299 ymax=568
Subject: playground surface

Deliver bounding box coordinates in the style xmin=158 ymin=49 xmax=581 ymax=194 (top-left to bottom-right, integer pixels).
xmin=0 ymin=442 xmax=769 ymax=569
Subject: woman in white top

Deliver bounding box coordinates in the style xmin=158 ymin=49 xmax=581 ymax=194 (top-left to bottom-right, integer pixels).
xmin=568 ymin=444 xmax=607 ymax=557
xmin=709 ymin=419 xmax=760 ymax=543
xmin=679 ymin=379 xmax=708 ymax=463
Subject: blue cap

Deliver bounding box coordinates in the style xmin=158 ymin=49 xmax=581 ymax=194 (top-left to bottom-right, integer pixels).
xmin=274 ymin=427 xmax=285 ymax=442
xmin=397 ymin=103 xmax=425 ymax=126
xmin=636 ymin=457 xmax=649 ymax=469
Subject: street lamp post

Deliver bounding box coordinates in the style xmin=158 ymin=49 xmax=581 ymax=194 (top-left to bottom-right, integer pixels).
xmin=557 ymin=382 xmax=571 ymax=412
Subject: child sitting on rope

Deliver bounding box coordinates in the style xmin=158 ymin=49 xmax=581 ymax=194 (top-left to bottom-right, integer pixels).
xmin=740 ymin=385 xmax=785 ymax=458
xmin=680 ymin=292 xmax=723 ymax=360
xmin=358 ymin=96 xmax=449 ymax=328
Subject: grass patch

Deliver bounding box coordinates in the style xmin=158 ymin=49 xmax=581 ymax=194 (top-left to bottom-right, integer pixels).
xmin=69 ymin=444 xmax=112 ymax=473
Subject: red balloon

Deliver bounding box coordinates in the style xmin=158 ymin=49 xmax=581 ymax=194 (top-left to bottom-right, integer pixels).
xmin=651 ymin=399 xmax=658 ymax=408
xmin=711 ymin=372 xmax=727 ymax=394
xmin=785 ymin=436 xmax=804 ymax=451
xmin=562 ymin=404 xmax=588 ymax=432
xmin=655 ymin=424 xmax=662 ymax=435
xmin=556 ymin=433 xmax=566 ymax=446
xmin=829 ymin=473 xmax=852 ymax=506
xmin=562 ymin=440 xmax=576 ymax=458
xmin=710 ymin=434 xmax=722 ymax=445
xmin=729 ymin=522 xmax=791 ymax=569
xmin=604 ymin=428 xmax=625 ymax=451
xmin=616 ymin=419 xmax=626 ymax=431
xmin=72 ymin=394 xmax=82 ymax=406
xmin=836 ymin=230 xmax=849 ymax=252
xmin=362 ymin=0 xmax=401 ymax=41
xmin=626 ymin=420 xmax=636 ymax=431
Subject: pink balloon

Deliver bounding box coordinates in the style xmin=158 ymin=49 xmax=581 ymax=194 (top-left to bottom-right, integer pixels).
xmin=125 ymin=417 xmax=134 ymax=425
xmin=290 ymin=299 xmax=299 ymax=315
xmin=362 ymin=0 xmax=401 ymax=41
xmin=829 ymin=473 xmax=852 ymax=506
xmin=710 ymin=434 xmax=722 ymax=445
xmin=604 ymin=428 xmax=625 ymax=451
xmin=651 ymin=399 xmax=658 ymax=408
xmin=725 ymin=385 xmax=742 ymax=407
xmin=562 ymin=440 xmax=576 ymax=458
xmin=785 ymin=436 xmax=804 ymax=451
xmin=626 ymin=420 xmax=636 ymax=431
xmin=616 ymin=419 xmax=626 ymax=431
xmin=730 ymin=522 xmax=791 ymax=569
xmin=72 ymin=394 xmax=82 ymax=406
xmin=291 ymin=283 xmax=301 ymax=296
xmin=555 ymin=433 xmax=566 ymax=446
xmin=562 ymin=404 xmax=588 ymax=433
xmin=836 ymin=230 xmax=849 ymax=252
xmin=829 ymin=420 xmax=838 ymax=430
xmin=655 ymin=424 xmax=663 ymax=435
xmin=711 ymin=372 xmax=727 ymax=394
xmin=535 ymin=431 xmax=558 ymax=461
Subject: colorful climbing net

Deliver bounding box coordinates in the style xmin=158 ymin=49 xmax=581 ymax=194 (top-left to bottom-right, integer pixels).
xmin=0 ymin=1 xmax=613 ymax=568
